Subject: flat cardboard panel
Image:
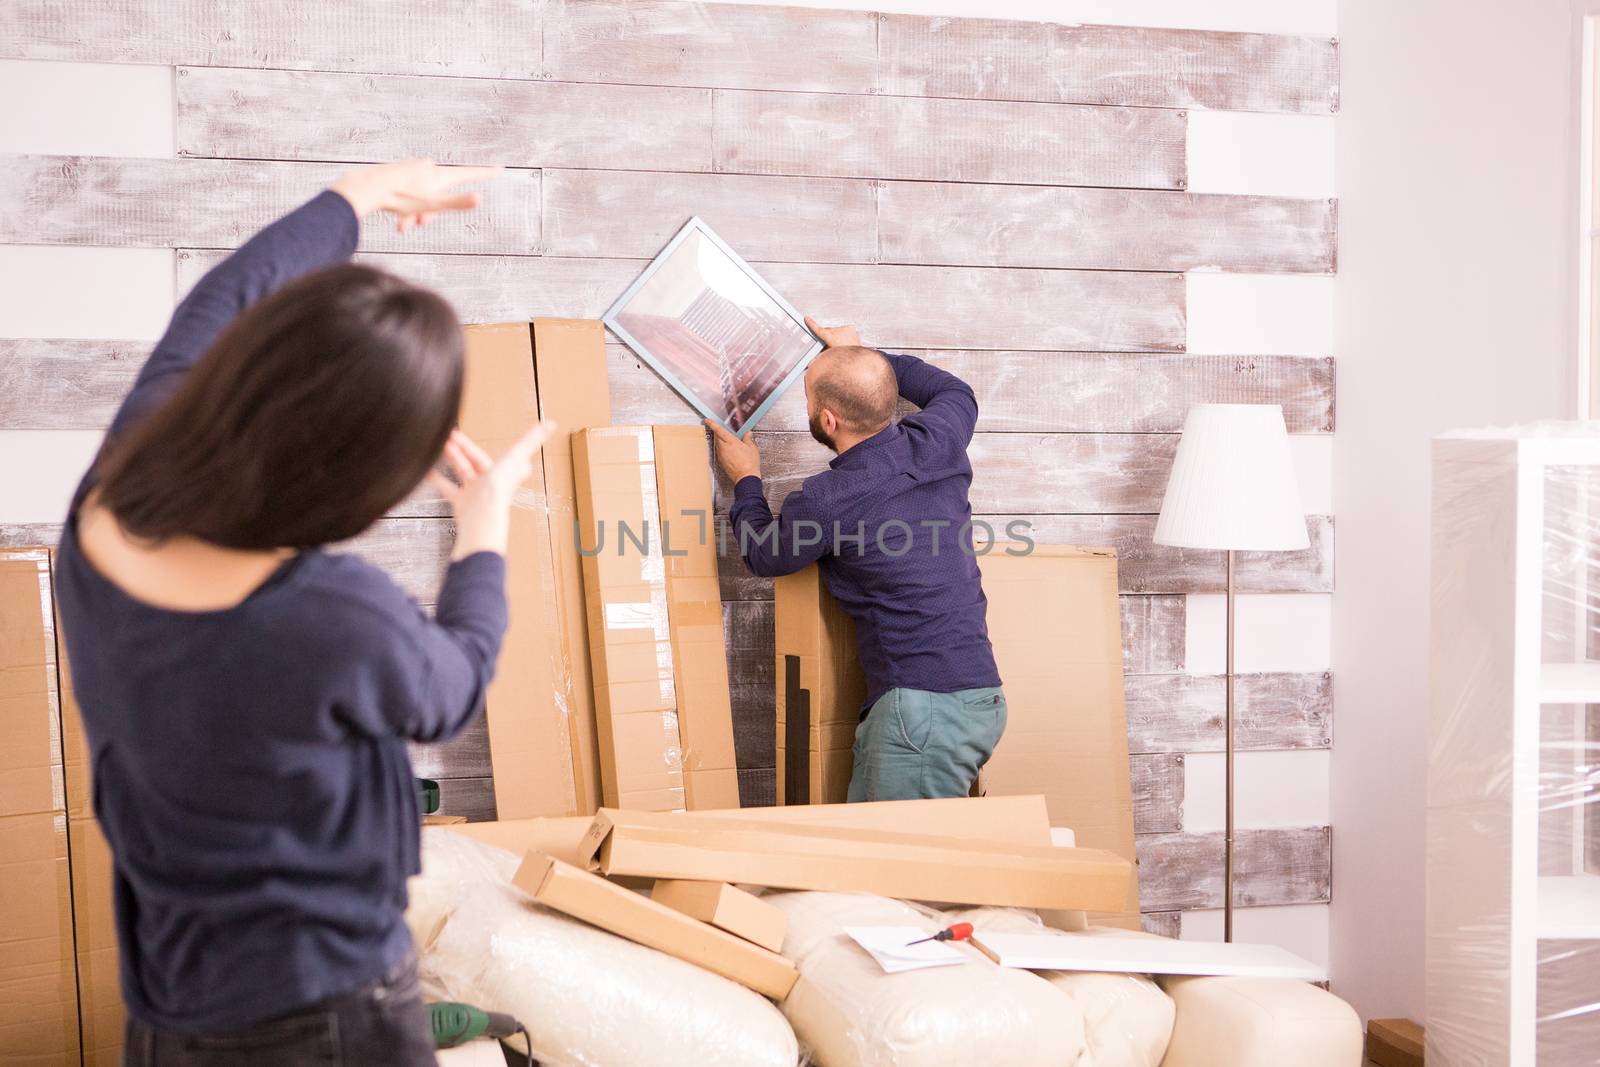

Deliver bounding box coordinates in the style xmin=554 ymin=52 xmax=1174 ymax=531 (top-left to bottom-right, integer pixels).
xmin=0 ymin=551 xmax=61 ymax=820
xmin=532 ymin=318 xmax=612 ymax=817
xmin=447 ymin=794 xmax=1051 ymax=863
xmin=773 ymin=566 xmax=863 ymax=805
xmin=1366 ymin=1019 xmax=1424 ymax=1067
xmin=650 ymin=880 xmax=787 ymax=953
xmin=513 ymin=852 xmax=798 ymax=1000
xmin=460 ymin=323 xmax=577 ymax=818
xmin=573 ymin=427 xmax=684 ymax=811
xmin=977 ymin=547 xmax=1141 ymax=928
xmin=0 ymin=811 xmax=79 ymax=1064
xmin=582 ymin=809 xmax=1132 ymax=912
xmin=68 ymin=815 xmax=122 ymax=1065
xmin=652 ymin=426 xmax=738 ymax=810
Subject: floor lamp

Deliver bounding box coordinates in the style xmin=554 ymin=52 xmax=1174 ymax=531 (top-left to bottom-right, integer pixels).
xmin=1154 ymin=404 xmax=1309 ymax=942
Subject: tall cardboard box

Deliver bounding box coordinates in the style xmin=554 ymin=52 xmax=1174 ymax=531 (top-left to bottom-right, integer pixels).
xmin=773 ymin=566 xmax=863 ymax=805
xmin=770 ymin=547 xmax=1140 ymax=926
xmin=459 ymin=320 xmax=611 ymax=819
xmin=0 ymin=549 xmax=81 ymax=1065
xmin=530 ymin=319 xmax=612 ymax=815
xmin=571 ymin=426 xmax=738 ymax=812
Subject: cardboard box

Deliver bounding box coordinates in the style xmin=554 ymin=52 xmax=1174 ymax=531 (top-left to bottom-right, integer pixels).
xmin=512 ymin=852 xmax=798 ymax=1000
xmin=446 ymin=794 xmax=1051 ymax=866
xmin=579 ymin=809 xmax=1133 ymax=912
xmin=651 ymin=426 xmax=740 ymax=811
xmin=1366 ymin=1018 xmax=1424 ymax=1067
xmin=572 ymin=426 xmax=738 ymax=812
xmin=0 ymin=549 xmax=81 ymax=1065
xmin=572 ymin=426 xmax=685 ymax=811
xmin=460 ymin=322 xmax=577 ymax=819
xmin=976 ymin=547 xmax=1139 ymax=927
xmin=773 ymin=565 xmax=862 ymax=805
xmin=772 ymin=548 xmax=1140 ymax=926
xmin=651 ymin=880 xmax=787 ymax=953
xmin=53 ymin=580 xmax=123 ymax=1066
xmin=531 ymin=318 xmax=612 ymax=816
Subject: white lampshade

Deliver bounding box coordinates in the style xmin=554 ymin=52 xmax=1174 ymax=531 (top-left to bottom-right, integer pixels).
xmin=1154 ymin=403 xmax=1309 ymax=551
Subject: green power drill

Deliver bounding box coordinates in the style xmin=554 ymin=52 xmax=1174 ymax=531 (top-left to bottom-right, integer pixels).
xmin=430 ymin=1001 xmax=533 ymax=1066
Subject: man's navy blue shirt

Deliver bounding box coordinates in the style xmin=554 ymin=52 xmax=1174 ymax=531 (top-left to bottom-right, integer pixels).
xmin=730 ymin=354 xmax=1001 ymax=706
xmin=53 ymin=191 xmax=508 ymax=1033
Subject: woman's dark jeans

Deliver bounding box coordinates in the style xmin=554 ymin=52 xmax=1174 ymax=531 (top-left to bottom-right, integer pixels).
xmin=122 ymin=953 xmax=438 ymax=1066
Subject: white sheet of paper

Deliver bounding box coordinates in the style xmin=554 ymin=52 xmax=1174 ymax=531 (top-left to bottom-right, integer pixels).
xmin=843 ymin=926 xmax=969 ymax=974
xmin=971 ymin=931 xmax=1325 ymax=981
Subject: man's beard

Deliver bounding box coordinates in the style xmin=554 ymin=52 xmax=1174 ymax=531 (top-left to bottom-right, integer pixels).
xmin=808 ymin=412 xmax=837 ymax=452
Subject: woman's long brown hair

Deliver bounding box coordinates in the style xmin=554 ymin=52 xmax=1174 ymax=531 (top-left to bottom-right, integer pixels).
xmin=95 ymin=263 xmax=463 ymax=549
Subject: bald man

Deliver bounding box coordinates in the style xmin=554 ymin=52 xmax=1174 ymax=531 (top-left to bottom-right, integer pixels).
xmin=705 ymin=318 xmax=1005 ymax=802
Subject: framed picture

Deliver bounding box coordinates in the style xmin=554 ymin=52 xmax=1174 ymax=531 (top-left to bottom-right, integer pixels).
xmin=604 ymin=217 xmax=823 ymax=438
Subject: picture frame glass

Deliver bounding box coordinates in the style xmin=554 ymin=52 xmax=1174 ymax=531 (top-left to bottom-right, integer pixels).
xmin=605 ymin=219 xmax=822 ymax=436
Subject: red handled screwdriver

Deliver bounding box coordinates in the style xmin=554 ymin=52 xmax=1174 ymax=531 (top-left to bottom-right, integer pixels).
xmin=906 ymin=922 xmax=973 ymax=947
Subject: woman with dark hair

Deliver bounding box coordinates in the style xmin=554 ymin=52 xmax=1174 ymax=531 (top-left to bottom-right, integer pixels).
xmin=54 ymin=160 xmax=540 ymax=1065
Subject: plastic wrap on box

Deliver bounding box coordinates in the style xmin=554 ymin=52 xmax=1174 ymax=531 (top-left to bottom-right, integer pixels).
xmin=945 ymin=906 xmax=1174 ymax=1067
xmin=1428 ymin=431 xmax=1600 ymax=1066
xmin=408 ymin=829 xmax=798 ymax=1067
xmin=766 ymin=889 xmax=1085 ymax=1067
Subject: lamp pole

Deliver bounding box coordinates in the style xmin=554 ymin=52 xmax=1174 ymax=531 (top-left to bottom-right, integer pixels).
xmin=1225 ymin=548 xmax=1237 ymax=943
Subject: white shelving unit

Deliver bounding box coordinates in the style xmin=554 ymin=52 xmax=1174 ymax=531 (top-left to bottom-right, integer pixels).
xmin=1428 ymin=428 xmax=1600 ymax=1066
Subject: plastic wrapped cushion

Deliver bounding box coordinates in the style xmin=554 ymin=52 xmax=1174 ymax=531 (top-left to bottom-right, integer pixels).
xmin=945 ymin=907 xmax=1174 ymax=1067
xmin=407 ymin=829 xmax=798 ymax=1067
xmin=768 ymin=890 xmax=1085 ymax=1067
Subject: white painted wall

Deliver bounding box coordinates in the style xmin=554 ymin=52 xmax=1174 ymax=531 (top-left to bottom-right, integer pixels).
xmin=1331 ymin=0 xmax=1581 ymax=1025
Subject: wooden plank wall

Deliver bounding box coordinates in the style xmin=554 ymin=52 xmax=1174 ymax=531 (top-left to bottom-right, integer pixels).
xmin=2 ymin=0 xmax=1338 ymax=931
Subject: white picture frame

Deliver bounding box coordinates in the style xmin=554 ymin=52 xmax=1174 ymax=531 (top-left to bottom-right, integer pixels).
xmin=603 ymin=217 xmax=823 ymax=438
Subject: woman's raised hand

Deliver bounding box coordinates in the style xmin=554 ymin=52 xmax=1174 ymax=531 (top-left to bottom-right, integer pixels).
xmin=330 ymin=160 xmax=504 ymax=233
xmin=428 ymin=423 xmax=559 ymax=561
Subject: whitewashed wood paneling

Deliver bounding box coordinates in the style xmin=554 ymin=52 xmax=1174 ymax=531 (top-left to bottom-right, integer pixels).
xmin=1186 ymin=111 xmax=1338 ymax=197
xmin=702 ymin=0 xmax=1338 ymax=37
xmin=1186 ymin=592 xmax=1334 ymax=674
xmin=878 ymin=183 xmax=1336 ymax=273
xmin=544 ymin=0 xmax=878 ymax=93
xmin=0 ymin=59 xmax=173 ymax=157
xmin=0 ymin=246 xmax=173 ymax=339
xmin=541 ymin=169 xmax=877 ymax=263
xmin=175 ymin=67 xmax=714 ymax=173
xmin=176 ymin=250 xmax=1187 ymax=353
xmin=0 ymin=1 xmax=543 ymax=79
xmin=878 ymin=17 xmax=1337 ymax=113
xmin=711 ymin=89 xmax=1187 ymax=188
xmin=1 ymin=155 xmax=540 ymax=255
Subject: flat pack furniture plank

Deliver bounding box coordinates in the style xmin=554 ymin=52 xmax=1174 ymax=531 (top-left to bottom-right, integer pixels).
xmin=650 ymin=879 xmax=787 ymax=953
xmin=712 ymin=89 xmax=1185 ymax=190
xmin=513 ymin=852 xmax=798 ymax=1000
xmin=543 ymin=0 xmax=877 ymax=95
xmin=0 ymin=0 xmax=543 ymax=77
xmin=541 ymin=169 xmax=876 ymax=264
xmin=969 ymin=931 xmax=1325 ymax=981
xmin=879 ymin=17 xmax=1339 ymax=114
xmin=0 ymin=154 xmax=540 ymax=256
xmin=174 ymin=252 xmax=1186 ymax=355
xmin=580 ymin=808 xmax=1133 ymax=912
xmin=879 ymin=184 xmax=1336 ymax=274
xmin=176 ymin=66 xmax=714 ymax=174
xmin=605 ymin=346 xmax=1336 ymax=435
